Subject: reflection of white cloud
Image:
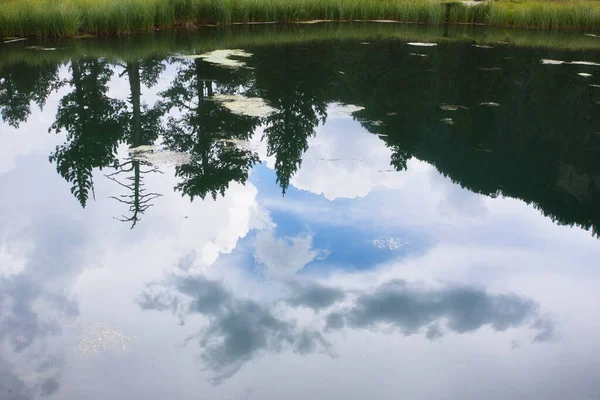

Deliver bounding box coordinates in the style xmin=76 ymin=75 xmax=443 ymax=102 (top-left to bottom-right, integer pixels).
xmin=288 ymin=120 xmax=427 ymax=200
xmin=0 ymin=242 xmax=29 ymax=277
xmin=327 ymin=102 xmax=365 ymax=119
xmin=429 ymin=170 xmax=488 ymax=220
xmin=325 ymin=279 xmax=552 ymax=341
xmin=0 ymin=126 xmax=59 ymax=176
xmin=196 ymin=183 xmax=273 ymax=267
xmin=254 ymin=231 xmax=327 ymax=278
xmin=139 ymin=275 xmax=331 ymax=384
xmin=101 ymin=149 xmax=274 ymax=271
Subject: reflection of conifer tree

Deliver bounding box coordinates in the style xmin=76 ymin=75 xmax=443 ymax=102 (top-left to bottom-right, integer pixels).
xmin=160 ymin=58 xmax=259 ymax=201
xmin=254 ymin=45 xmax=332 ymax=194
xmin=105 ymin=58 xmax=165 ymax=228
xmin=0 ymin=63 xmax=63 ymax=128
xmin=49 ymin=58 xmax=126 ymax=207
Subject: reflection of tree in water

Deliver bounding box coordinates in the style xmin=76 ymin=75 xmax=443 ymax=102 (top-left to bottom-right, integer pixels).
xmin=254 ymin=45 xmax=332 ymax=194
xmin=105 ymin=58 xmax=166 ymax=228
xmin=160 ymin=58 xmax=260 ymax=201
xmin=49 ymin=58 xmax=126 ymax=207
xmin=0 ymin=62 xmax=63 ymax=128
xmin=5 ymin=41 xmax=600 ymax=235
xmin=340 ymin=42 xmax=600 ymax=235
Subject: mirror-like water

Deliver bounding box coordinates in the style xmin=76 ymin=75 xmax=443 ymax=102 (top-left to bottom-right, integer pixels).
xmin=1 ymin=25 xmax=600 ymax=400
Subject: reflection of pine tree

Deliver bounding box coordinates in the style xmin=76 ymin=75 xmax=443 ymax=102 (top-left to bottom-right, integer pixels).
xmin=0 ymin=62 xmax=63 ymax=128
xmin=105 ymin=59 xmax=165 ymax=228
xmin=160 ymin=58 xmax=259 ymax=201
xmin=254 ymin=45 xmax=331 ymax=195
xmin=49 ymin=59 xmax=126 ymax=207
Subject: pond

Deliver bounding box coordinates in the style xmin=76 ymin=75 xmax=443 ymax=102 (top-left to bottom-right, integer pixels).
xmin=1 ymin=24 xmax=600 ymax=400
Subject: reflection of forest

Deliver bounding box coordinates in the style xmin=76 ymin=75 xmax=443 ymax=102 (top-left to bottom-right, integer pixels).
xmin=1 ymin=40 xmax=599 ymax=234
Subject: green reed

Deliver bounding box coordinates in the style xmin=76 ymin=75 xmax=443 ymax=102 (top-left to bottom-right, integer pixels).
xmin=487 ymin=1 xmax=600 ymax=30
xmin=2 ymin=0 xmax=600 ymax=38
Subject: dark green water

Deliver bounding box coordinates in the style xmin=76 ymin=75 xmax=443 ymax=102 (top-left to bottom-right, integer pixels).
xmin=1 ymin=26 xmax=600 ymax=400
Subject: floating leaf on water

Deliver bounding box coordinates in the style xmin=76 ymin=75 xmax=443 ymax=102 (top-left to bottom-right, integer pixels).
xmin=578 ymin=73 xmax=593 ymax=78
xmin=174 ymin=49 xmax=252 ymax=68
xmin=369 ymin=20 xmax=401 ymax=23
xmin=231 ymin=21 xmax=277 ymax=25
xmin=129 ymin=145 xmax=159 ymax=153
xmin=294 ymin=19 xmax=332 ymax=24
xmin=441 ymin=118 xmax=455 ymax=125
xmin=217 ymin=138 xmax=257 ymax=152
xmin=25 ymin=46 xmax=56 ymax=51
xmin=541 ymin=59 xmax=600 ymax=67
xmin=307 ymin=157 xmax=369 ymax=164
xmin=371 ymin=236 xmax=410 ymax=250
xmin=131 ymin=150 xmax=191 ymax=166
xmin=409 ymin=53 xmax=428 ymax=57
xmin=541 ymin=59 xmax=566 ymax=65
xmin=338 ymin=71 xmax=345 ymax=75
xmin=585 ymin=33 xmax=600 ymax=38
xmin=77 ymin=321 xmax=136 ymax=356
xmin=590 ymin=84 xmax=600 ymax=88
xmin=570 ymin=61 xmax=600 ymax=67
xmin=440 ymin=104 xmax=469 ymax=111
xmin=441 ymin=104 xmax=458 ymax=111
xmin=174 ymin=54 xmax=203 ymax=60
xmin=360 ymin=42 xmax=370 ymax=45
xmin=407 ymin=42 xmax=437 ymax=47
xmin=472 ymin=44 xmax=494 ymax=49
xmin=212 ymin=94 xmax=277 ymax=117
xmin=3 ymin=38 xmax=27 ymax=44
xmin=480 ymin=102 xmax=500 ymax=107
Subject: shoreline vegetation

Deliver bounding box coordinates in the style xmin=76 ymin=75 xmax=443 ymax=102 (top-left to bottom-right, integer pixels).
xmin=2 ymin=0 xmax=600 ymax=38
xmin=2 ymin=23 xmax=600 ymax=67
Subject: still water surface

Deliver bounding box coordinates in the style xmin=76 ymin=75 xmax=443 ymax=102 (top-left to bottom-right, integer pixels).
xmin=1 ymin=26 xmax=600 ymax=400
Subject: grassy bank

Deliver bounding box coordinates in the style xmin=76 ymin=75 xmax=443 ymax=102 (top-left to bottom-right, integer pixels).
xmin=2 ymin=0 xmax=600 ymax=37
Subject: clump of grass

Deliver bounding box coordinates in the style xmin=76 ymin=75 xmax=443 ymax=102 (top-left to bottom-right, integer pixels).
xmin=487 ymin=1 xmax=600 ymax=30
xmin=0 ymin=0 xmax=81 ymax=37
xmin=2 ymin=0 xmax=600 ymax=38
xmin=447 ymin=2 xmax=491 ymax=25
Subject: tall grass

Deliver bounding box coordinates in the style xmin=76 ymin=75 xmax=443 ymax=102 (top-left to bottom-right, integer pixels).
xmin=2 ymin=0 xmax=600 ymax=38
xmin=487 ymin=1 xmax=600 ymax=30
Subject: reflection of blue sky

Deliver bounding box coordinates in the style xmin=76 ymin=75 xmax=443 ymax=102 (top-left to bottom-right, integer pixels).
xmin=249 ymin=160 xmax=430 ymax=275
